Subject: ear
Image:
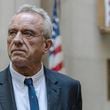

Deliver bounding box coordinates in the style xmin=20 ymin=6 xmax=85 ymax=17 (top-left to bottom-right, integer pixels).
xmin=43 ymin=39 xmax=52 ymax=54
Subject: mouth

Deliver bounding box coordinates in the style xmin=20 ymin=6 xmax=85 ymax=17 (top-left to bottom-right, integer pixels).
xmin=11 ymin=49 xmax=26 ymax=54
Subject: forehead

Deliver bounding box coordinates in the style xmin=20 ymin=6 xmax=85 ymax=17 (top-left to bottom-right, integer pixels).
xmin=9 ymin=13 xmax=43 ymax=29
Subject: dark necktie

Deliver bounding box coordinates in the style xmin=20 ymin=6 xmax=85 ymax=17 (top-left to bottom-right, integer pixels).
xmin=24 ymin=78 xmax=39 ymax=110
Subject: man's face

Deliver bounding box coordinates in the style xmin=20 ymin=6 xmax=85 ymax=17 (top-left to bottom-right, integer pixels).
xmin=7 ymin=13 xmax=49 ymax=67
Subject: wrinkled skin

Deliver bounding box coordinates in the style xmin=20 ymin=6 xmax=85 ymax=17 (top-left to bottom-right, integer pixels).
xmin=7 ymin=13 xmax=52 ymax=76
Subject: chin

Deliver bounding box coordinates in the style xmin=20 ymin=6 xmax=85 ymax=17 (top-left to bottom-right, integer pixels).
xmin=11 ymin=57 xmax=27 ymax=67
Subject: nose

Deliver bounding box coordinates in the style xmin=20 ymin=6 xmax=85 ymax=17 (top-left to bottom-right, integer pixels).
xmin=13 ymin=32 xmax=23 ymax=46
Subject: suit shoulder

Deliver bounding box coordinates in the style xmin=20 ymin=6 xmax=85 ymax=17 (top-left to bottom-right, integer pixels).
xmin=45 ymin=68 xmax=81 ymax=86
xmin=0 ymin=67 xmax=8 ymax=73
xmin=0 ymin=67 xmax=9 ymax=77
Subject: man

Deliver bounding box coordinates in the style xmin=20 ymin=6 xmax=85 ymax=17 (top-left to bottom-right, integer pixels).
xmin=0 ymin=4 xmax=82 ymax=110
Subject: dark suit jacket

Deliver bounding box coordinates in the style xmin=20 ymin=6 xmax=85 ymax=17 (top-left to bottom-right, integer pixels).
xmin=0 ymin=66 xmax=82 ymax=110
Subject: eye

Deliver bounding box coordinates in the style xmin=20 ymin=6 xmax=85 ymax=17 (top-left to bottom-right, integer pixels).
xmin=23 ymin=30 xmax=35 ymax=38
xmin=8 ymin=30 xmax=17 ymax=37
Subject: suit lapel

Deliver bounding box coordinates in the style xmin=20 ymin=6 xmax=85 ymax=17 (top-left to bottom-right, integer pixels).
xmin=0 ymin=67 xmax=61 ymax=110
xmin=0 ymin=67 xmax=17 ymax=110
xmin=44 ymin=67 xmax=61 ymax=110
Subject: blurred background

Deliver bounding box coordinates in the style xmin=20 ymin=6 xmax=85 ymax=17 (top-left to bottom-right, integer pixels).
xmin=1 ymin=0 xmax=110 ymax=110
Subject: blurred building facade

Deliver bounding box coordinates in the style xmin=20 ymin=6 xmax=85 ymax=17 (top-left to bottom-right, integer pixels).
xmin=0 ymin=0 xmax=110 ymax=110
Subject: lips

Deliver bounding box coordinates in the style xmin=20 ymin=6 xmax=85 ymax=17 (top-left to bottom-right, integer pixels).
xmin=11 ymin=49 xmax=26 ymax=54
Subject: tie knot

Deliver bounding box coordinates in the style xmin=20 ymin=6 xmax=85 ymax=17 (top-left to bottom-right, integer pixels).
xmin=24 ymin=78 xmax=33 ymax=86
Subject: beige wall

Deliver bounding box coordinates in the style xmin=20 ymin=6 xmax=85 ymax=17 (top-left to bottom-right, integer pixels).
xmin=61 ymin=0 xmax=110 ymax=110
xmin=1 ymin=0 xmax=110 ymax=110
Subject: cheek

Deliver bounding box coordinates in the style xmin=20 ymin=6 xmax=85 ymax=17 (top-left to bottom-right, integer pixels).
xmin=7 ymin=36 xmax=13 ymax=45
xmin=7 ymin=38 xmax=12 ymax=49
xmin=30 ymin=43 xmax=44 ymax=56
xmin=7 ymin=39 xmax=12 ymax=57
xmin=27 ymin=39 xmax=42 ymax=49
xmin=24 ymin=38 xmax=45 ymax=55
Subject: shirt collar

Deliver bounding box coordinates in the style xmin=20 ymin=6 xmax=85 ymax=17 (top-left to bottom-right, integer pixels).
xmin=9 ymin=62 xmax=44 ymax=88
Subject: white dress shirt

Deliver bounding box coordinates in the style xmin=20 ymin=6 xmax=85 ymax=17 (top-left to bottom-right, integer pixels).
xmin=9 ymin=63 xmax=47 ymax=110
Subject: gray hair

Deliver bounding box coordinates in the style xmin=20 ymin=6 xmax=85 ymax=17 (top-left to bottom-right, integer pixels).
xmin=16 ymin=4 xmax=52 ymax=39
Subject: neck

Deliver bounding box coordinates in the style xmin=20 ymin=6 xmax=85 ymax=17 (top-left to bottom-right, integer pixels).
xmin=12 ymin=63 xmax=42 ymax=76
